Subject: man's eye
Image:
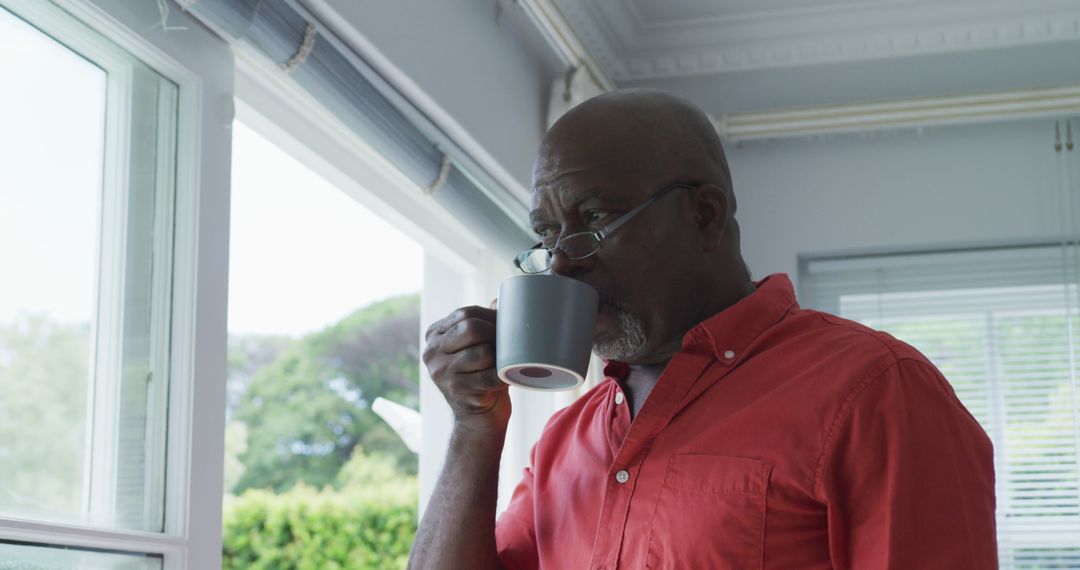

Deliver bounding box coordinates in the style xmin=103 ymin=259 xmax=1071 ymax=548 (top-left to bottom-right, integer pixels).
xmin=585 ymin=210 xmax=608 ymax=224
xmin=535 ymin=227 xmax=558 ymax=243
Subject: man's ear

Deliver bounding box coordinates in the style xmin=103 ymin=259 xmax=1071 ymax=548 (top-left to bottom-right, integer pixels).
xmin=690 ymin=184 xmax=729 ymax=252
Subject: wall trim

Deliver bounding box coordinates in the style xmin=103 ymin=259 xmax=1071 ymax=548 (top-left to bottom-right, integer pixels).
xmin=518 ymin=0 xmax=615 ymax=90
xmin=554 ymin=0 xmax=1080 ymax=79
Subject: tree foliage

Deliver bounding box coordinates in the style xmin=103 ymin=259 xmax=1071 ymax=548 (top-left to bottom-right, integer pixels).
xmin=228 ymin=334 xmax=293 ymax=420
xmin=232 ymin=295 xmax=420 ymax=494
xmin=0 ymin=315 xmax=89 ymax=516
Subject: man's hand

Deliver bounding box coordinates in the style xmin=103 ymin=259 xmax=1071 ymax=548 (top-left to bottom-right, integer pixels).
xmin=423 ymin=306 xmax=511 ymax=433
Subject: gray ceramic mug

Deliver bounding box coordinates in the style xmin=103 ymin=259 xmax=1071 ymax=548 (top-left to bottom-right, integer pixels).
xmin=496 ymin=274 xmax=599 ymax=391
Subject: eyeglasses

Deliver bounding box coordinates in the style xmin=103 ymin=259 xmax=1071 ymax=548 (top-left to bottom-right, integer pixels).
xmin=513 ymin=184 xmax=693 ymax=274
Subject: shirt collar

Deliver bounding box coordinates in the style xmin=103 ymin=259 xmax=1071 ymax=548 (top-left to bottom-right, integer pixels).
xmin=690 ymin=273 xmax=799 ymax=364
xmin=602 ymin=273 xmax=799 ymax=379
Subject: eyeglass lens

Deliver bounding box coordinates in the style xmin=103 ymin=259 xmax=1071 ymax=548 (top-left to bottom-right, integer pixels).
xmin=521 ymin=232 xmax=601 ymax=273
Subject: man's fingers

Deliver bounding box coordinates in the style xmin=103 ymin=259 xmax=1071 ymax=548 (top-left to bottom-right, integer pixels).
xmin=422 ymin=306 xmax=504 ymax=415
xmin=440 ymin=318 xmax=496 ymax=355
xmin=447 ymin=343 xmax=496 ymax=374
xmin=425 ymin=306 xmax=496 ymax=341
xmin=421 ymin=305 xmax=509 ymax=426
xmin=447 ymin=306 xmax=496 ymax=327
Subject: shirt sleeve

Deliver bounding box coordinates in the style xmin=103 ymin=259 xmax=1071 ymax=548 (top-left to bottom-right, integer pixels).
xmin=495 ymin=459 xmax=539 ymax=570
xmin=818 ymin=357 xmax=998 ymax=570
xmin=495 ymin=400 xmax=574 ymax=570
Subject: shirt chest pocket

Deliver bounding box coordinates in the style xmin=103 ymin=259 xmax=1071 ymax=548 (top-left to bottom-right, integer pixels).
xmin=645 ymin=454 xmax=773 ymax=570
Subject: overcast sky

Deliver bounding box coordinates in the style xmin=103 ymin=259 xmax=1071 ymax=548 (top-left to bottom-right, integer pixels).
xmin=228 ymin=121 xmax=423 ymax=336
xmin=0 ymin=7 xmax=103 ymax=328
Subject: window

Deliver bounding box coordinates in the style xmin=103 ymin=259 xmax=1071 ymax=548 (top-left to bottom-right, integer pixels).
xmin=221 ymin=121 xmax=423 ymax=567
xmin=0 ymin=0 xmax=177 ymax=532
xmin=231 ymin=50 xmax=535 ymax=525
xmin=0 ymin=0 xmax=231 ymax=565
xmin=0 ymin=1 xmax=107 ymax=526
xmin=801 ymin=244 xmax=1080 ymax=568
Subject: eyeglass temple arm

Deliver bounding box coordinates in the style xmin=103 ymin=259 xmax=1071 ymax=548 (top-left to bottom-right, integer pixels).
xmin=595 ymin=184 xmax=688 ymax=240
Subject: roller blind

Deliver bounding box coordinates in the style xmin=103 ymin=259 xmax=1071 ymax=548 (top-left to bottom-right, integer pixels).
xmin=800 ymin=243 xmax=1080 ymax=567
xmin=178 ymin=0 xmax=533 ymax=256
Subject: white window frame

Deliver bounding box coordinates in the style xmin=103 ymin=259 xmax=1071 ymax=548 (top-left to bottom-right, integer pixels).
xmin=0 ymin=0 xmax=233 ymax=567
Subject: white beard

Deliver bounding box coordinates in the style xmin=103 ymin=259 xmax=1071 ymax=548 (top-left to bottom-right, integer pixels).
xmin=593 ymin=304 xmax=647 ymax=362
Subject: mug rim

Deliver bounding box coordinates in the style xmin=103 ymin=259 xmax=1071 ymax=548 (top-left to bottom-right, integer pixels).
xmin=501 ymin=273 xmax=598 ymax=290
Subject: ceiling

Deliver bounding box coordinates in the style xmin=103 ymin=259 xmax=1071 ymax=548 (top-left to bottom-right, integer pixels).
xmin=552 ymin=0 xmax=1080 ymax=115
xmin=628 ymin=0 xmax=924 ymax=23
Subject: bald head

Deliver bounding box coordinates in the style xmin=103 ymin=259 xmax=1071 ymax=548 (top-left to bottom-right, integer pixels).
xmin=527 ymin=88 xmax=751 ymax=365
xmin=536 ymin=88 xmax=732 ymax=205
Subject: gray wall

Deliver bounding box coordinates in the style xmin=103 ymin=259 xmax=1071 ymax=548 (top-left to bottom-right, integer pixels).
xmin=322 ymin=0 xmax=563 ymax=189
xmin=728 ymin=119 xmax=1071 ymax=295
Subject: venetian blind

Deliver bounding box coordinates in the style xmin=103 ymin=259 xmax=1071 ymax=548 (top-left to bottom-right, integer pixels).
xmin=800 ymin=243 xmax=1080 ymax=568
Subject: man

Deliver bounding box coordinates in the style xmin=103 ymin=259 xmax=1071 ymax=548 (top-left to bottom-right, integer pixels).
xmin=409 ymin=89 xmax=997 ymax=569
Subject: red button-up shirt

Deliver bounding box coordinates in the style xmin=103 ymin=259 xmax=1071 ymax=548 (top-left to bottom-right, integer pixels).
xmin=495 ymin=273 xmax=997 ymax=569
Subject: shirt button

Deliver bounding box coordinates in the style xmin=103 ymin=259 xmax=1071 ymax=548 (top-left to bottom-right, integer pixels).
xmin=614 ymin=392 xmax=625 ymax=405
xmin=723 ymin=350 xmax=735 ymax=359
xmin=615 ymin=470 xmax=630 ymax=484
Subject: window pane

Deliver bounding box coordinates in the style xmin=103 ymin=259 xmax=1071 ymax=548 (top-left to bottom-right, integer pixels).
xmin=0 ymin=2 xmax=177 ymax=532
xmin=0 ymin=541 xmax=162 ymax=570
xmin=0 ymin=4 xmax=105 ymax=521
xmin=1012 ymin=547 xmax=1080 ymax=569
xmin=222 ymin=122 xmax=423 ymax=566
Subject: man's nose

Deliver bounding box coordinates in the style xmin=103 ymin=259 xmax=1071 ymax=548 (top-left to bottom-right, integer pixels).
xmin=549 ymin=248 xmax=589 ymax=278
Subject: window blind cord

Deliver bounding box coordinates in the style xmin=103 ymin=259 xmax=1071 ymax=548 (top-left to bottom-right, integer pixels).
xmin=281 ymin=22 xmax=317 ymax=73
xmin=1065 ymin=119 xmax=1080 ymax=499
xmin=425 ymin=154 xmax=452 ymax=196
xmin=1055 ymin=120 xmax=1074 ymax=334
xmin=1056 ymin=119 xmax=1080 ymax=503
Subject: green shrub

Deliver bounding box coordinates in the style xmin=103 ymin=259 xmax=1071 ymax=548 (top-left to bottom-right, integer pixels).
xmin=223 ymin=450 xmax=418 ymax=570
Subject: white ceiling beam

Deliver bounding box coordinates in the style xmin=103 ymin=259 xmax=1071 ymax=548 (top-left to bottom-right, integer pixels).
xmin=719 ymin=83 xmax=1080 ymax=142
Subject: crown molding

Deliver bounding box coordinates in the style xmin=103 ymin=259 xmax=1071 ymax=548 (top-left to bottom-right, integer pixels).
xmin=553 ymin=0 xmax=1080 ymax=80
xmin=519 ymin=0 xmax=615 ymax=90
